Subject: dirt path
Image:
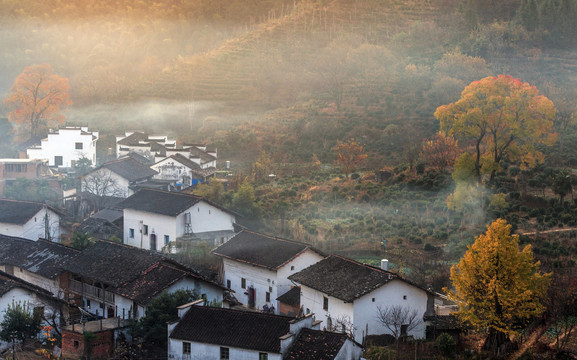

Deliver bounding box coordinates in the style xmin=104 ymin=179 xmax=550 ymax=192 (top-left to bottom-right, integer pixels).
xmin=518 ymin=227 xmax=577 ymax=236
xmin=508 ymin=324 xmax=547 ymax=360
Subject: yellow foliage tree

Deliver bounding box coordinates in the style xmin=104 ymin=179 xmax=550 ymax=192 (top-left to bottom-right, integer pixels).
xmin=332 ymin=138 xmax=368 ymax=178
xmin=446 ymin=219 xmax=550 ymax=353
xmin=4 ymin=64 xmax=72 ymax=139
xmin=435 ymin=75 xmax=557 ymax=182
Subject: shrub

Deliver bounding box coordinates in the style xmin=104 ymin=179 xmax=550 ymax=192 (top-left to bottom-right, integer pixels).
xmin=435 ymin=333 xmax=456 ymax=358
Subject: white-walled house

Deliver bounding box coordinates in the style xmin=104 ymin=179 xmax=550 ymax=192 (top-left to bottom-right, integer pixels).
xmin=81 ymin=156 xmax=158 ymax=198
xmin=168 ymin=302 xmax=325 ymax=360
xmin=117 ymin=188 xmax=237 ymax=251
xmin=289 ymin=255 xmax=435 ymax=343
xmin=115 ymin=131 xmax=176 ymax=161
xmin=212 ymin=230 xmax=325 ymax=313
xmin=151 ymin=154 xmax=214 ymax=188
xmin=27 ymin=127 xmax=98 ymax=168
xmin=0 ymin=199 xmax=62 ymax=241
xmin=0 ymin=235 xmax=79 ymax=298
xmin=63 ymin=240 xmax=224 ymax=320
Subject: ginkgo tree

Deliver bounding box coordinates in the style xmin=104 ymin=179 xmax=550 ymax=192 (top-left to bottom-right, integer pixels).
xmin=4 ymin=64 xmax=72 ymax=139
xmin=435 ymin=75 xmax=557 ymax=182
xmin=445 ymin=219 xmax=550 ymax=354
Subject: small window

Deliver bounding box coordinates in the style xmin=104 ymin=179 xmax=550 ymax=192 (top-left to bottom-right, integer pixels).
xmin=259 ymin=353 xmax=268 ymax=360
xmin=54 ymin=156 xmax=63 ymax=166
xmin=129 ymin=228 xmax=135 ymax=238
xmin=143 ymin=225 xmax=148 ymax=235
xmin=164 ymin=235 xmax=170 ymax=245
xmin=290 ymin=265 xmax=295 ymax=271
xmin=403 ymin=295 xmax=407 ymax=300
xmin=266 ymin=292 xmax=270 ymax=302
xmin=75 ymin=142 xmax=83 ymax=150
xmin=74 ymin=340 xmax=79 ymax=349
xmin=372 ymin=298 xmax=375 ymax=302
xmin=182 ymin=341 xmax=191 ymax=354
xmin=220 ymin=347 xmax=229 ymax=360
xmin=241 ymin=278 xmax=246 ymax=289
xmin=323 ymin=296 xmax=329 ymax=311
xmin=226 ymin=279 xmax=231 ymax=289
xmin=209 ymin=210 xmax=211 ymax=214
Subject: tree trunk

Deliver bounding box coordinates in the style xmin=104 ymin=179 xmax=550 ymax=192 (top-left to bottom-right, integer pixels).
xmin=483 ymin=328 xmax=512 ymax=356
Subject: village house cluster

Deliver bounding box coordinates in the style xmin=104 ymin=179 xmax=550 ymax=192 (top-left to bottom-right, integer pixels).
xmin=0 ymin=126 xmax=456 ymax=359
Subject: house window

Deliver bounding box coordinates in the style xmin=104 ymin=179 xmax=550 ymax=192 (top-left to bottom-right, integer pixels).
xmin=5 ymin=164 xmax=26 ymax=172
xmin=259 ymin=352 xmax=268 ymax=360
xmin=129 ymin=228 xmax=135 ymax=238
xmin=403 ymin=295 xmax=407 ymax=300
xmin=143 ymin=225 xmax=148 ymax=235
xmin=290 ymin=265 xmax=295 ymax=271
xmin=241 ymin=278 xmax=246 ymax=289
xmin=226 ymin=280 xmax=231 ymax=289
xmin=266 ymin=292 xmax=270 ymax=302
xmin=54 ymin=156 xmax=63 ymax=166
xmin=220 ymin=347 xmax=229 ymax=360
xmin=372 ymin=298 xmax=375 ymax=302
xmin=182 ymin=341 xmax=191 ymax=354
xmin=164 ymin=235 xmax=170 ymax=245
xmin=323 ymin=296 xmax=329 ymax=311
xmin=75 ymin=142 xmax=83 ymax=150
xmin=401 ymin=324 xmax=408 ymax=337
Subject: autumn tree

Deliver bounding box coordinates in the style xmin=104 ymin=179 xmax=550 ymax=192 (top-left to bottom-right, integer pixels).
xmin=446 ymin=219 xmax=550 ymax=354
xmin=435 ymin=75 xmax=557 ymax=182
xmin=4 ymin=64 xmax=72 ymax=139
xmin=420 ymin=131 xmax=460 ymax=172
xmin=333 ymin=138 xmax=368 ymax=178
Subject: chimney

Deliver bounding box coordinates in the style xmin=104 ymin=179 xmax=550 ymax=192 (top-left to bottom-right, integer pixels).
xmin=381 ymin=259 xmax=389 ymax=271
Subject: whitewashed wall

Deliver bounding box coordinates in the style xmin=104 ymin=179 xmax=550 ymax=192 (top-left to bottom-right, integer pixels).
xmin=222 ymin=258 xmax=277 ymax=311
xmin=0 ymin=207 xmax=60 ymax=241
xmin=335 ymin=339 xmax=363 ymax=360
xmin=276 ymin=249 xmax=325 ymax=296
xmin=27 ymin=128 xmax=97 ymax=168
xmin=185 ymin=202 xmax=235 ymax=235
xmin=353 ymin=279 xmax=428 ymax=340
xmin=81 ymin=168 xmax=130 ymax=198
xmin=299 ymin=285 xmax=355 ymax=336
xmin=168 ymin=340 xmax=281 ymax=360
xmin=123 ymin=209 xmax=176 ymax=250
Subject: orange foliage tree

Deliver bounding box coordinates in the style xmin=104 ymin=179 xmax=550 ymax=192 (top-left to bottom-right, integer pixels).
xmin=333 ymin=138 xmax=368 ymax=178
xmin=420 ymin=131 xmax=460 ymax=171
xmin=434 ymin=75 xmax=557 ymax=182
xmin=4 ymin=64 xmax=72 ymax=139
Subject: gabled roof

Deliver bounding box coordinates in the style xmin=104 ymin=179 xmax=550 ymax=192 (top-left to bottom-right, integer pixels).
xmin=284 ymin=328 xmax=360 ymax=360
xmin=155 ymin=153 xmax=201 ymax=170
xmin=169 ymin=306 xmax=291 ymax=353
xmin=93 ymin=157 xmax=157 ymax=182
xmin=277 ymin=286 xmax=300 ymax=307
xmin=123 ymin=152 xmax=152 ymax=165
xmin=188 ymin=146 xmax=216 ymax=164
xmin=0 ymin=199 xmax=59 ymax=225
xmin=91 ymin=208 xmax=123 ymax=223
xmin=117 ymin=188 xmax=234 ymax=217
xmin=76 ymin=217 xmax=123 ymax=241
xmin=212 ymin=230 xmax=324 ymax=270
xmin=0 ymin=236 xmax=79 ymax=280
xmin=116 ymin=132 xmax=149 ymax=146
xmin=288 ymin=256 xmax=426 ymax=303
xmin=113 ymin=261 xmax=199 ymax=306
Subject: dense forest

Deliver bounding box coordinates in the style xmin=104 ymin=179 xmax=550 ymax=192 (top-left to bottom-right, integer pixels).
xmin=2 ymin=0 xmax=577 ymax=292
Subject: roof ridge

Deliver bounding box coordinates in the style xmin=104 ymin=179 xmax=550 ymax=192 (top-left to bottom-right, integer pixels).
xmin=333 ymin=254 xmax=395 ymax=275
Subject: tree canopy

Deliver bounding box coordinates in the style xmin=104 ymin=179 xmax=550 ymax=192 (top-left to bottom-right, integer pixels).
xmin=446 ymin=219 xmax=550 ymax=352
xmin=435 ymin=75 xmax=557 ymax=182
xmin=4 ymin=64 xmax=71 ymax=139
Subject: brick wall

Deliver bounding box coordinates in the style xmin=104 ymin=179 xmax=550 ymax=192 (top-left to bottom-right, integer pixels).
xmin=61 ymin=329 xmax=114 ymax=359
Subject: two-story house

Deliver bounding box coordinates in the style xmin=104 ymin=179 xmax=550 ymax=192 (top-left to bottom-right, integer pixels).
xmin=81 ymin=156 xmax=158 ymax=198
xmin=151 ymin=154 xmax=215 ymax=188
xmin=0 ymin=158 xmax=53 ymax=196
xmin=0 ymin=199 xmax=63 ymax=241
xmin=288 ymin=255 xmax=435 ymax=343
xmin=26 ymin=126 xmax=98 ymax=168
xmin=117 ymin=188 xmax=237 ymax=251
xmin=62 ymin=240 xmax=224 ymax=320
xmin=212 ymin=230 xmax=325 ymax=313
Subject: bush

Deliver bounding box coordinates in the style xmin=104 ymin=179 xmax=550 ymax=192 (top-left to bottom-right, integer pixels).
xmin=435 ymin=332 xmax=456 ymax=358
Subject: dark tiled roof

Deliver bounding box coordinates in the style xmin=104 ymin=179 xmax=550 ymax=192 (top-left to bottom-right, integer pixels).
xmin=288 ymin=256 xmax=401 ymax=303
xmin=169 ymin=306 xmax=291 ymax=353
xmin=116 ymin=132 xmax=148 ymax=146
xmin=76 ymin=217 xmax=123 ymax=241
xmin=91 ymin=209 xmax=123 ymax=223
xmin=0 ymin=199 xmax=46 ymax=224
xmin=62 ymin=241 xmax=166 ymax=287
xmin=188 ymin=146 xmax=216 ymax=164
xmin=167 ymin=153 xmax=201 ymax=170
xmin=0 ymin=270 xmax=55 ymax=298
xmin=124 ymin=152 xmax=152 ymax=165
xmin=284 ymin=328 xmax=352 ymax=360
xmin=212 ymin=230 xmax=323 ymax=270
xmin=113 ymin=262 xmax=191 ymax=305
xmin=116 ymin=188 xmax=202 ymax=216
xmin=100 ymin=157 xmax=157 ymax=182
xmin=277 ymin=286 xmax=301 ymax=307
